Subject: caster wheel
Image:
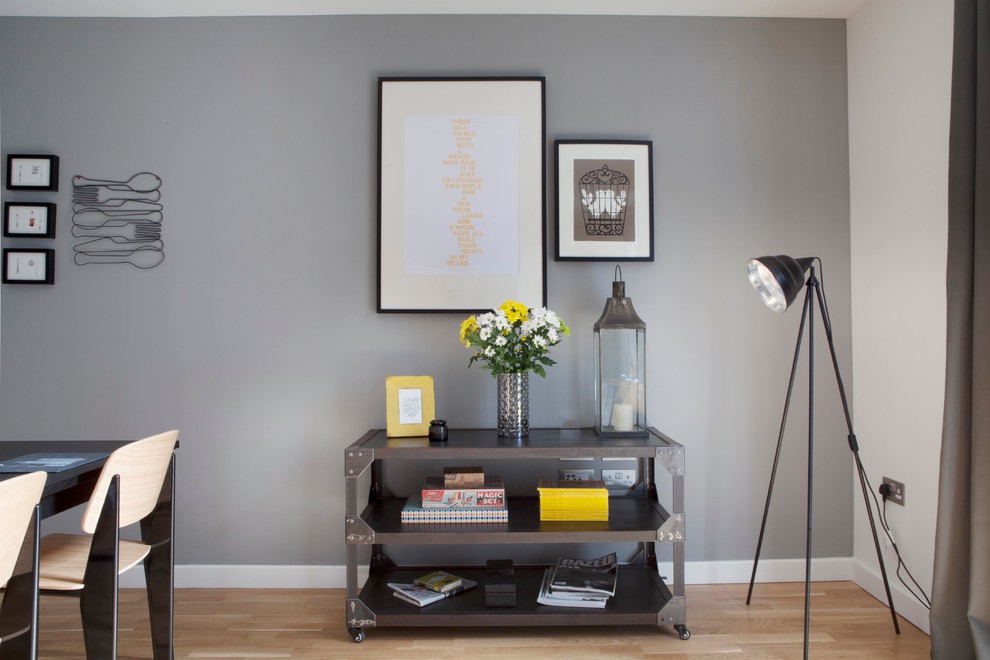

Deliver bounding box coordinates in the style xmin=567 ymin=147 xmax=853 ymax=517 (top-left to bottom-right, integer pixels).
xmin=349 ymin=628 xmax=365 ymax=643
xmin=675 ymin=625 xmax=691 ymax=640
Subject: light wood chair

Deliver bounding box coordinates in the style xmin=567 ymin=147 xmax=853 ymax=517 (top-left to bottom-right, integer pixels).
xmin=0 ymin=471 xmax=48 ymax=660
xmin=38 ymin=430 xmax=178 ymax=660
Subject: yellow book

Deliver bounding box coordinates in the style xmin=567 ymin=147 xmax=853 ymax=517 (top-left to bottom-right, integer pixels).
xmin=538 ymin=479 xmax=609 ymax=521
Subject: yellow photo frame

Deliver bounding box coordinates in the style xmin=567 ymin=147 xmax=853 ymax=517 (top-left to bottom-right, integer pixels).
xmin=385 ymin=375 xmax=436 ymax=437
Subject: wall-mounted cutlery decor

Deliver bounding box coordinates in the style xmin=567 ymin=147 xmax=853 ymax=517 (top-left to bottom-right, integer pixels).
xmin=71 ymin=172 xmax=164 ymax=268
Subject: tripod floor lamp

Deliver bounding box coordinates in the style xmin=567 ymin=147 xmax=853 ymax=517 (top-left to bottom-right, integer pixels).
xmin=743 ymin=255 xmax=900 ymax=659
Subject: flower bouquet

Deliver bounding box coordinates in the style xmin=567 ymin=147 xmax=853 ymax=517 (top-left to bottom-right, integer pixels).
xmin=459 ymin=300 xmax=569 ymax=378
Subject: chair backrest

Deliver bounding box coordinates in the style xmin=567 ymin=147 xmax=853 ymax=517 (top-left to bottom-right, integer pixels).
xmin=81 ymin=430 xmax=178 ymax=534
xmin=0 ymin=471 xmax=47 ymax=585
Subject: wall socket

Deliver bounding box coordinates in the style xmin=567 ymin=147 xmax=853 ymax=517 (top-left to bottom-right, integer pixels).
xmin=602 ymin=469 xmax=636 ymax=487
xmin=882 ymin=477 xmax=905 ymax=506
xmin=559 ymin=468 xmax=595 ymax=481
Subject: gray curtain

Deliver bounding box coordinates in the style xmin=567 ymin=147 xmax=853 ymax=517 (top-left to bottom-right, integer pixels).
xmin=930 ymin=1 xmax=990 ymax=658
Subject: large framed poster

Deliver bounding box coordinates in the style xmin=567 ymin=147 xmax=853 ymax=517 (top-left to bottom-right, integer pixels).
xmin=377 ymin=77 xmax=546 ymax=313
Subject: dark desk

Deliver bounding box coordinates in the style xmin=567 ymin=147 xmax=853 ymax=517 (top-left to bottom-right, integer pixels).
xmin=0 ymin=440 xmax=175 ymax=660
xmin=0 ymin=441 xmax=128 ymax=519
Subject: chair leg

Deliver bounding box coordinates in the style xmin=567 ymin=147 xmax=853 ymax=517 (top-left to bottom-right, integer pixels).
xmin=0 ymin=505 xmax=40 ymax=660
xmin=0 ymin=574 xmax=34 ymax=660
xmin=143 ymin=547 xmax=173 ymax=660
xmin=80 ymin=476 xmax=120 ymax=660
xmin=141 ymin=456 xmax=175 ymax=660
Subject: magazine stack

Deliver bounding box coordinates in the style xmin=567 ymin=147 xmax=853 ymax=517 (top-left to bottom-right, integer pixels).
xmin=401 ymin=466 xmax=508 ymax=523
xmin=537 ymin=479 xmax=609 ymax=521
xmin=537 ymin=552 xmax=618 ymax=609
xmin=388 ymin=570 xmax=478 ymax=607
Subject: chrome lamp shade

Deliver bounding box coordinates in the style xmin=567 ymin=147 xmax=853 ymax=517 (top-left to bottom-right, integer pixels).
xmin=746 ymin=255 xmax=815 ymax=312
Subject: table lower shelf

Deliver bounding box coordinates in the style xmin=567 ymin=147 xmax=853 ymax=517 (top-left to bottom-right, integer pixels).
xmin=351 ymin=564 xmax=675 ymax=629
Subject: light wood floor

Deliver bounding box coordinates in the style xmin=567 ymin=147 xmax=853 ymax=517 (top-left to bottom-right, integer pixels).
xmin=34 ymin=581 xmax=930 ymax=659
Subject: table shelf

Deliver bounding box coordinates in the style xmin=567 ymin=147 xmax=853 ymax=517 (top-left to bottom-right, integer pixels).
xmin=360 ymin=496 xmax=670 ymax=544
xmin=359 ymin=565 xmax=673 ymax=628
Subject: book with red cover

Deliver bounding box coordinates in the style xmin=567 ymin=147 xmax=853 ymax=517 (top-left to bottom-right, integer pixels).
xmin=421 ymin=476 xmax=505 ymax=508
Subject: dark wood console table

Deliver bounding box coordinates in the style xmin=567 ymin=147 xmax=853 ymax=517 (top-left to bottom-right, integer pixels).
xmin=343 ymin=427 xmax=687 ymax=643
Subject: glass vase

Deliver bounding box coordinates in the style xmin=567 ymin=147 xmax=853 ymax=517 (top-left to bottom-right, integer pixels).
xmin=496 ymin=372 xmax=529 ymax=438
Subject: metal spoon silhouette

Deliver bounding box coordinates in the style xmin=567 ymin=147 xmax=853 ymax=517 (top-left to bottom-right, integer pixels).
xmin=72 ymin=172 xmax=162 ymax=193
xmin=74 ymin=247 xmax=164 ymax=269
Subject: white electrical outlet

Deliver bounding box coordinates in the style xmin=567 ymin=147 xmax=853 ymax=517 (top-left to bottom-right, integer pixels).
xmin=602 ymin=469 xmax=636 ymax=487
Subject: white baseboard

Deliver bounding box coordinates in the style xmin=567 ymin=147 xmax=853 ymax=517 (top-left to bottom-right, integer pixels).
xmin=664 ymin=556 xmax=853 ymax=584
xmin=120 ymin=556 xmax=852 ymax=589
xmin=851 ymin=557 xmax=931 ymax=634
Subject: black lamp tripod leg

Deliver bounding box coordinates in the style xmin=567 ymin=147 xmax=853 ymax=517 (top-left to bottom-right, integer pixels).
xmin=804 ymin=281 xmax=815 ymax=659
xmin=746 ymin=284 xmax=814 ymax=605
xmin=813 ymin=281 xmax=901 ymax=635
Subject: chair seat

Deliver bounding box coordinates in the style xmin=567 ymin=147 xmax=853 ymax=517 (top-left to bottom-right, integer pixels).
xmin=38 ymin=533 xmax=150 ymax=591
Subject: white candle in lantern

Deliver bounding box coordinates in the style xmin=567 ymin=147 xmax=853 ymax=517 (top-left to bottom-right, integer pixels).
xmin=612 ymin=403 xmax=634 ymax=432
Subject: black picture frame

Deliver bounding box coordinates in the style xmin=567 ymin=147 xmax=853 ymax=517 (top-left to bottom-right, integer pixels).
xmin=4 ymin=202 xmax=56 ymax=238
xmin=554 ymin=140 xmax=654 ymax=261
xmin=3 ymin=248 xmax=55 ymax=284
xmin=377 ymin=77 xmax=546 ymax=313
xmin=6 ymin=154 xmax=60 ymax=191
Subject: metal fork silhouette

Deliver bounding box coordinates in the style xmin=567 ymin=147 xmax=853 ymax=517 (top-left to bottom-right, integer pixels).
xmin=71 ymin=221 xmax=161 ymax=242
xmin=72 ymin=186 xmax=161 ymax=204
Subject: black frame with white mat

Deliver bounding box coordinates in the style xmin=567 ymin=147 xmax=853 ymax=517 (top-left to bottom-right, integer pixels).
xmin=6 ymin=154 xmax=60 ymax=191
xmin=3 ymin=248 xmax=55 ymax=284
xmin=4 ymin=202 xmax=57 ymax=238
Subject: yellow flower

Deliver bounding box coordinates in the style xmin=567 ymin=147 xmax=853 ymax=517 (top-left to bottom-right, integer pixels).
xmin=459 ymin=315 xmax=477 ymax=347
xmin=498 ymin=300 xmax=528 ymax=325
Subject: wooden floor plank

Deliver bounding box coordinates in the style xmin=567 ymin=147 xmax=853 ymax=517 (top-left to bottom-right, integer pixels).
xmin=33 ymin=581 xmax=930 ymax=658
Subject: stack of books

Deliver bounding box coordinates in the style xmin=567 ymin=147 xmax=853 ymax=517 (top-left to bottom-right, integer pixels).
xmin=537 ymin=552 xmax=618 ymax=609
xmin=388 ymin=570 xmax=477 ymax=606
xmin=537 ymin=479 xmax=609 ymax=521
xmin=401 ymin=466 xmax=508 ymax=523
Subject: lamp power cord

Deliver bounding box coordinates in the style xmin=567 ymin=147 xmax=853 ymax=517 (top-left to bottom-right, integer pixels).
xmin=871 ymin=475 xmax=932 ymax=610
xmin=819 ymin=257 xmax=932 ymax=612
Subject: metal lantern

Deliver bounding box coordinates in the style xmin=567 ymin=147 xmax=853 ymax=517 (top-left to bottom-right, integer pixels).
xmin=594 ymin=266 xmax=648 ymax=438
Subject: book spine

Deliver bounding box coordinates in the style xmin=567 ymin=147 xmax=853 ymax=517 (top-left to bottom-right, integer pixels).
xmin=401 ymin=508 xmax=509 ymax=523
xmin=420 ymin=488 xmax=506 ymax=508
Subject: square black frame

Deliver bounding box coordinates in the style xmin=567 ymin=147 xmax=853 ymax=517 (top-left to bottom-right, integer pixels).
xmin=554 ymin=140 xmax=654 ymax=261
xmin=6 ymin=154 xmax=60 ymax=191
xmin=4 ymin=202 xmax=57 ymax=238
xmin=3 ymin=248 xmax=55 ymax=284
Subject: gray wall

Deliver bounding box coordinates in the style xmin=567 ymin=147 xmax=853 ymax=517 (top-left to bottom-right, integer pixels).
xmin=0 ymin=15 xmax=852 ymax=567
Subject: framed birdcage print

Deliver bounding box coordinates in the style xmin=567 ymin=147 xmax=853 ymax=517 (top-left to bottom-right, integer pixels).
xmin=377 ymin=77 xmax=546 ymax=313
xmin=554 ymin=140 xmax=654 ymax=261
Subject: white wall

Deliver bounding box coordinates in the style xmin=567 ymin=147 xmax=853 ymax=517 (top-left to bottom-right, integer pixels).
xmin=847 ymin=0 xmax=953 ymax=634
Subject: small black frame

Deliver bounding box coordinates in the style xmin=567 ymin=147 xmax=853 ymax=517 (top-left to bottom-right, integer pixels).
xmin=554 ymin=140 xmax=654 ymax=261
xmin=6 ymin=154 xmax=60 ymax=191
xmin=3 ymin=248 xmax=55 ymax=284
xmin=4 ymin=202 xmax=57 ymax=238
